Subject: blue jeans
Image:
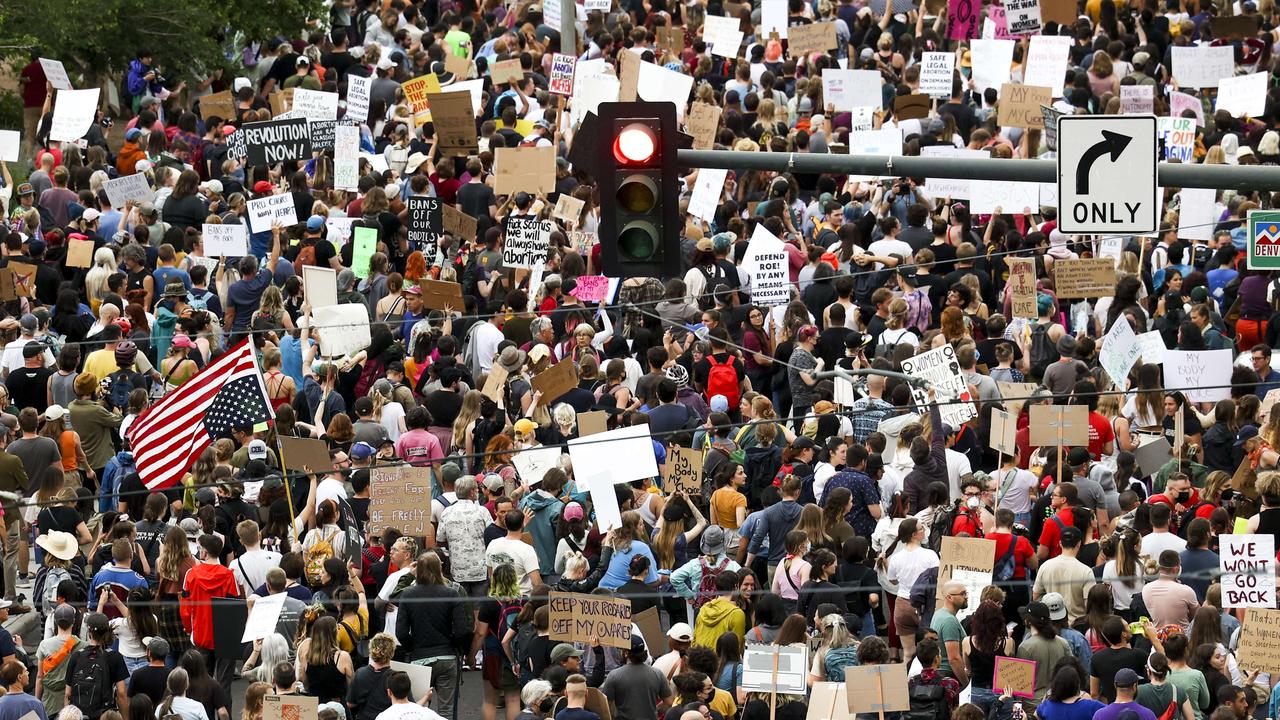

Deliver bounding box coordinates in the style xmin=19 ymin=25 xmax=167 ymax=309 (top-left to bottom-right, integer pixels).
xmin=971 ymin=686 xmax=999 ymax=714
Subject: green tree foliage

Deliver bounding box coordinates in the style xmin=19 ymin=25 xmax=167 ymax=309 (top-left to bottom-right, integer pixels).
xmin=2 ymin=0 xmax=325 ymax=85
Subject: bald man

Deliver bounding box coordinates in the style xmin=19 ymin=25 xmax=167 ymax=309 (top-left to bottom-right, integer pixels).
xmin=929 ymin=580 xmax=970 ymax=687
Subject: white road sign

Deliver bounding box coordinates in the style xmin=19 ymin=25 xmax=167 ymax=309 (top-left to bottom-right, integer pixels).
xmin=1056 ymin=115 xmax=1157 ymax=234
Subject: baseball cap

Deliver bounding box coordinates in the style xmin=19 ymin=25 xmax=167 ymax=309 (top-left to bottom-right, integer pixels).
xmin=16 ymin=183 xmax=33 ymax=197
xmin=483 ymin=474 xmax=505 ymax=493
xmin=514 ymin=418 xmax=537 ymax=436
xmin=667 ymin=623 xmax=694 ymax=642
xmin=196 ymin=487 xmax=217 ymax=506
xmin=1041 ymin=592 xmax=1068 ymax=621
xmin=563 ymin=502 xmax=584 ymax=522
xmin=145 ymin=636 xmax=171 ymax=658
xmin=550 ymin=643 xmax=583 ymax=663
xmin=85 ymin=612 xmax=110 ymax=633
xmin=253 ymin=180 xmax=274 ymax=195
xmin=1067 ymin=447 xmax=1091 ymax=467
xmin=709 ymin=395 xmax=729 ymax=413
xmin=440 ymin=462 xmax=462 ymax=484
xmin=19 ymin=313 xmax=37 ymax=332
xmin=1019 ymin=602 xmax=1051 ymax=623
xmin=1060 ymin=526 xmax=1083 ymax=546
xmin=125 ymin=128 xmax=142 ymax=142
xmin=54 ymin=604 xmax=77 ymax=624
xmin=306 ymin=215 xmax=326 ymax=231
xmin=296 ymin=56 xmax=311 ymax=66
xmin=350 ymin=442 xmax=376 ymax=460
xmin=1114 ymin=668 xmax=1141 ymax=687
xmin=248 ymin=439 xmax=269 ymax=460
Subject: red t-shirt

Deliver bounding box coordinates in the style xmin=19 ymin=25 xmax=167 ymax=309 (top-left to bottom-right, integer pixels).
xmin=1087 ymin=411 xmax=1115 ymax=459
xmin=1036 ymin=506 xmax=1075 ymax=559
xmin=951 ymin=511 xmax=984 ymax=538
xmin=20 ymin=61 xmax=46 ymax=108
xmin=989 ymin=531 xmax=1035 ymax=580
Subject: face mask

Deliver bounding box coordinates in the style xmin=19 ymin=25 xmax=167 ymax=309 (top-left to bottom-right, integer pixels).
xmin=538 ymin=698 xmax=555 ymax=713
xmin=1176 ymin=491 xmax=1191 ymax=503
xmin=1221 ymin=489 xmax=1236 ymax=503
xmin=967 ymin=497 xmax=980 ymax=509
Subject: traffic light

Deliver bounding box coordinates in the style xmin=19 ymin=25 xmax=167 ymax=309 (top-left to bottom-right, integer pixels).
xmin=597 ymin=102 xmax=680 ymax=278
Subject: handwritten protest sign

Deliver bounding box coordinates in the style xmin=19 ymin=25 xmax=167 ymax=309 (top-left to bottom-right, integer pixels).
xmin=368 ymin=465 xmax=432 ymax=535
xmin=1100 ymin=316 xmax=1142 ymax=390
xmin=787 ymin=22 xmax=837 ymax=57
xmin=549 ymin=53 xmax=577 ymax=95
xmin=1160 ymin=116 xmax=1196 ymax=162
xmin=900 ymin=344 xmax=976 ymax=428
xmin=1220 ymin=534 xmax=1276 ymax=608
xmin=1164 ymin=349 xmax=1233 ymax=403
xmin=1237 ymin=609 xmax=1280 ymax=671
xmin=994 ymin=657 xmax=1037 ymax=698
xmin=570 ymin=276 xmax=610 ymax=302
xmin=263 ymin=694 xmax=318 ymax=720
xmin=937 ymin=536 xmax=995 ymax=600
xmin=406 ymin=197 xmax=442 ymax=259
xmin=997 ymin=84 xmax=1051 ymax=129
xmin=948 ymin=0 xmax=980 ymax=39
xmin=1171 ymin=45 xmax=1234 ymax=88
xmin=504 ymin=216 xmax=551 ymax=269
xmin=688 ymin=103 xmax=722 ymax=150
xmin=312 ymin=303 xmax=371 ymax=358
xmin=662 ymin=447 xmax=704 ymax=496
xmin=1053 ymin=258 xmax=1116 ymax=298
xmin=1007 ymin=258 xmax=1037 ymax=318
xmin=103 ymin=173 xmax=154 ymax=208
xmin=553 ymin=193 xmax=585 ymax=224
xmin=41 ymin=58 xmax=72 ymax=90
xmin=351 ymin=226 xmax=378 ymax=278
xmin=549 ymin=592 xmax=632 ymax=649
xmin=203 ymin=223 xmax=249 ymax=257
xmin=1121 ymin=85 xmax=1154 ymax=115
xmin=246 ymin=194 xmax=297 ymax=234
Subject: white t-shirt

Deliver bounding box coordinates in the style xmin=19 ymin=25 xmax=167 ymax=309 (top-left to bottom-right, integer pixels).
xmin=886 ymin=545 xmax=940 ymax=599
xmin=378 ymin=566 xmax=415 ymax=635
xmin=472 ymin=322 xmax=505 ymax=372
xmin=485 ymin=536 xmax=542 ymax=596
xmin=867 ymin=238 xmax=913 ymax=268
xmin=374 ymin=703 xmax=446 ymax=720
xmin=430 ymin=492 xmax=459 ymax=524
xmin=110 ymin=616 xmax=148 ymax=659
xmin=1141 ymin=531 xmax=1187 ymax=560
xmin=232 ymin=548 xmax=283 ymax=596
xmin=944 ymin=449 xmax=972 ymax=501
xmin=381 ymin=402 xmax=406 ymax=442
xmin=995 ymin=468 xmax=1038 ymax=515
xmin=317 ymin=477 xmax=349 ymax=508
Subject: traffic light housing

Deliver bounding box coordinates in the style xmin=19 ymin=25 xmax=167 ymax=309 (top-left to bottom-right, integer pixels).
xmin=597 ymin=102 xmax=680 ymax=278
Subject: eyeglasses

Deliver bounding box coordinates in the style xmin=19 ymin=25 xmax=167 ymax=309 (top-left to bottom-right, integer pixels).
xmin=964 ymin=491 xmax=980 ymax=497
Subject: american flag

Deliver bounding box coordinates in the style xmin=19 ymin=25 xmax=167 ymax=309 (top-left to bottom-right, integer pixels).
xmin=127 ymin=340 xmax=273 ymax=490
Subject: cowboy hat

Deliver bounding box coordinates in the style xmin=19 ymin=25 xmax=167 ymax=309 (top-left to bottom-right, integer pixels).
xmin=37 ymin=531 xmax=78 ymax=561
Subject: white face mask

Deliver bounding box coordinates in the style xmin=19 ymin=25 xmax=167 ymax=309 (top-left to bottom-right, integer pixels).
xmin=967 ymin=497 xmax=980 ymax=509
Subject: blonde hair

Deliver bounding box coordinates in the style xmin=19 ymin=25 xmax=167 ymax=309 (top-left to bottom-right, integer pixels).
xmin=887 ymin=299 xmax=909 ymax=330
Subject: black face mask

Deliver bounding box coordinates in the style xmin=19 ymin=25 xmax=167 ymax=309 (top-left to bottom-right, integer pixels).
xmin=538 ymin=697 xmax=555 ymax=713
xmin=1221 ymin=489 xmax=1236 ymax=504
xmin=1176 ymin=491 xmax=1192 ymax=503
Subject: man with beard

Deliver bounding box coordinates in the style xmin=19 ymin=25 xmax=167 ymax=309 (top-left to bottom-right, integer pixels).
xmin=929 ymin=580 xmax=969 ymax=687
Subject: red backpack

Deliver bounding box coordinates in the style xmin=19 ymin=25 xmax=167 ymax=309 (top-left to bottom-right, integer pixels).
xmin=693 ymin=557 xmax=730 ymax=609
xmin=705 ymin=355 xmax=740 ymax=408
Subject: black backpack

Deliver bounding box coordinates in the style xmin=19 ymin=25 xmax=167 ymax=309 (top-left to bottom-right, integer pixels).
xmin=1029 ymin=323 xmax=1055 ymax=379
xmin=906 ymin=681 xmax=949 ymax=720
xmin=69 ymin=647 xmax=113 ymax=717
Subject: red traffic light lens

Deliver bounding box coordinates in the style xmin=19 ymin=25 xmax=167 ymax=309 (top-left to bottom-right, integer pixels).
xmin=614 ymin=123 xmax=657 ymax=164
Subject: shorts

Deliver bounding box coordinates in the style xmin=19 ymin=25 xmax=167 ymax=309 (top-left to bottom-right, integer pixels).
xmin=893 ymin=596 xmax=921 ymax=639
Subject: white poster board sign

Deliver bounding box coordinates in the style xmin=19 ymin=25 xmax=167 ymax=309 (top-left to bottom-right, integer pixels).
xmin=1023 ymin=35 xmax=1071 ymax=97
xmin=312 ymin=303 xmax=373 ymax=358
xmin=50 ymin=88 xmax=99 ymax=143
xmin=40 ymin=58 xmax=72 ymax=90
xmin=900 ymin=344 xmax=977 ymax=428
xmin=1220 ymin=534 xmax=1276 ymax=609
xmin=102 ymin=173 xmax=154 ymax=208
xmin=1100 ymin=316 xmax=1142 ymax=389
xmin=1163 ymin=349 xmax=1233 ymax=402
xmin=744 ymin=224 xmax=790 ymax=306
xmin=246 ymin=193 xmax=298 ymax=234
xmin=1171 ymin=46 xmax=1235 ymax=88
xmin=202 ymin=223 xmax=249 ymax=257
xmin=567 ymin=424 xmax=659 ymax=485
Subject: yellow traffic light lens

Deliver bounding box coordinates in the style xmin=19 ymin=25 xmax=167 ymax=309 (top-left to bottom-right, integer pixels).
xmin=619 ymin=222 xmax=658 ymax=260
xmin=617 ymin=175 xmax=657 ymax=213
xmin=614 ymin=123 xmax=657 ymax=164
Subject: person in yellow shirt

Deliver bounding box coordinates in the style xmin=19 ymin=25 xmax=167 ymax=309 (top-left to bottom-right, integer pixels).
xmin=81 ymin=324 xmax=128 ymax=382
xmin=709 ymin=463 xmax=748 ymax=552
xmin=692 ymin=572 xmax=746 ymax=649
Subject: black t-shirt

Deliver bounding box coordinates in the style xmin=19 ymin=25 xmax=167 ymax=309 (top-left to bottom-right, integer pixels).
xmin=975 ymin=337 xmax=1023 ymax=366
xmin=128 ymin=663 xmax=170 ymax=703
xmin=864 ymin=314 xmax=887 ymax=350
xmin=1089 ymin=646 xmax=1148 ymax=703
xmin=66 ymin=646 xmax=130 ymax=719
xmin=322 ymin=51 xmax=358 ymax=81
xmin=457 ymin=183 xmax=496 ymax=224
xmin=36 ymin=506 xmax=81 ymax=537
xmin=5 ymin=365 xmax=51 ymax=414
xmin=525 ymin=634 xmax=555 ymax=678
xmin=347 ymin=665 xmax=392 ymax=720
xmin=187 ymin=674 xmax=231 ymax=720
xmin=426 ymin=390 xmax=464 ymax=429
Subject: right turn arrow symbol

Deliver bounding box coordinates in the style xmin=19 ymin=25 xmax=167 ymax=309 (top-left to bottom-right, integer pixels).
xmin=1075 ymin=130 xmax=1132 ymax=195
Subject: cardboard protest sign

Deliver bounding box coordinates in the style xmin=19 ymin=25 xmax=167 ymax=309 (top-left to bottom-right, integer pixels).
xmin=662 ymin=446 xmax=704 ymax=496
xmin=203 ymin=223 xmax=249 ymax=257
xmin=809 ymin=683 xmax=855 ymax=720
xmin=246 ymin=193 xmax=298 ymax=234
xmin=303 ymin=266 xmax=338 ymax=309
xmin=51 ymin=88 xmax=100 ymax=143
xmin=1237 ymin=609 xmax=1280 ymax=671
xmin=278 ymin=436 xmax=334 ymax=473
xmin=549 ymin=53 xmax=577 ymax=95
xmin=200 ymin=91 xmax=236 ymax=121
xmin=268 ymin=88 xmax=294 ymax=117
xmin=531 ymin=358 xmax=578 ymax=404
xmin=1212 ymin=14 xmax=1261 ymax=38
xmin=103 ymin=173 xmax=154 ymax=209
xmin=442 ymin=204 xmax=478 ymax=240
xmin=993 ymin=657 xmax=1037 ymax=698
xmin=491 ymin=59 xmax=524 ymax=85
xmin=7 ymin=262 xmax=35 ymax=300
xmin=66 ymin=239 xmax=95 ymax=269
xmin=687 ymin=103 xmax=721 ymax=150
xmin=937 ymin=535 xmax=996 ymax=600
xmin=1039 ymin=0 xmax=1075 ymax=22
xmin=503 ymin=216 xmax=551 ymax=269
xmin=494 ymin=146 xmax=555 ymax=195
xmin=1163 ymin=349 xmax=1233 ymax=403
xmin=900 ymin=344 xmax=977 ymax=429
xmin=368 ymin=465 xmax=433 ymax=535
xmin=312 ymin=303 xmax=372 ymax=358
xmin=997 ymin=84 xmax=1051 ymax=129
xmin=241 ymin=117 xmax=312 ymax=166
xmin=894 ymin=94 xmax=929 ymax=120
xmin=744 ymin=224 xmax=790 ymax=306
xmin=1053 ymin=258 xmax=1116 ymax=298
xmin=1262 ymin=388 xmax=1280 ymax=425
xmin=618 ymin=49 xmax=641 ymax=102
xmin=1028 ymin=404 xmax=1090 ymax=446
xmin=406 ymin=197 xmax=442 ymax=259
xmin=420 ymin=279 xmax=464 ymax=312
xmin=787 ymin=22 xmax=837 ymax=57
xmin=263 ymin=695 xmax=318 ymax=720
xmin=548 ymin=592 xmax=632 ymax=649
xmin=41 ymin=58 xmax=72 ymax=90
xmin=443 ymin=52 xmax=472 ymax=78
xmin=1220 ymin=534 xmax=1276 ymax=608
xmin=481 ymin=365 xmax=508 ymax=405
xmin=425 ymin=90 xmax=478 ymax=155
xmin=997 ymin=382 xmax=1040 ymax=418
xmin=657 ymin=26 xmax=685 ymax=51
xmin=554 ymin=194 xmax=585 ymax=224
xmin=567 ymin=425 xmax=659 ymax=485
xmin=1007 ymin=257 xmax=1037 ymax=319
xmin=577 ymin=411 xmax=608 ymax=437
xmin=990 ymin=408 xmax=1017 ymax=457
xmin=1100 ymin=317 xmax=1142 ymax=390
xmin=845 ymin=664 xmax=910 ymax=713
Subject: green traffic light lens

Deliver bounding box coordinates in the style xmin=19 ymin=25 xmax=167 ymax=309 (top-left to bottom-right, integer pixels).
xmin=617 ymin=175 xmax=657 ymax=213
xmin=619 ymin=222 xmax=657 ymax=260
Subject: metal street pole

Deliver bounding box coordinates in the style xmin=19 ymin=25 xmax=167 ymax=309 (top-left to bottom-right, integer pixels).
xmin=560 ymin=0 xmax=576 ymax=57
xmin=675 ymin=150 xmax=1280 ymax=193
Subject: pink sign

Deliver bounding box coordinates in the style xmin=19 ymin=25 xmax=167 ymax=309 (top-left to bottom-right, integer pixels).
xmin=571 ymin=275 xmax=611 ymax=303
xmin=1171 ymin=90 xmax=1205 ymax=126
xmin=993 ymin=656 xmax=1037 ymax=699
xmin=949 ymin=0 xmax=980 ymax=39
xmin=987 ymin=5 xmax=1012 ymax=39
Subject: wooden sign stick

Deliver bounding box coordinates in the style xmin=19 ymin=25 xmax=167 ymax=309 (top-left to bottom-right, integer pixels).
xmin=1056 ymin=416 xmax=1064 ymax=485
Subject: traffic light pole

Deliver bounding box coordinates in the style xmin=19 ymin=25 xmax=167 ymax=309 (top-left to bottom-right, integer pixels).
xmin=675 ymin=150 xmax=1280 ymax=193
